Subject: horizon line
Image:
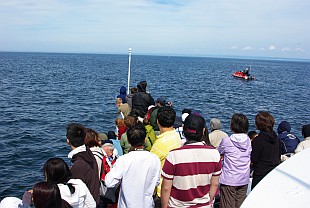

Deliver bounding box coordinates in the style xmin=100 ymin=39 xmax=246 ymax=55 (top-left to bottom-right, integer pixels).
xmin=1 ymin=50 xmax=309 ymax=63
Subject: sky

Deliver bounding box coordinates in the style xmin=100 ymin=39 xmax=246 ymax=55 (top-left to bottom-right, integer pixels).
xmin=0 ymin=0 xmax=309 ymax=59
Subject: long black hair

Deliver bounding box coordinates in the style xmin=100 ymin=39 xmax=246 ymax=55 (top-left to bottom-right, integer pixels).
xmin=33 ymin=181 xmax=72 ymax=208
xmin=43 ymin=158 xmax=75 ymax=195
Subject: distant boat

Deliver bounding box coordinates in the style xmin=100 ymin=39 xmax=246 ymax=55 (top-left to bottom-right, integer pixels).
xmin=232 ymin=66 xmax=255 ymax=80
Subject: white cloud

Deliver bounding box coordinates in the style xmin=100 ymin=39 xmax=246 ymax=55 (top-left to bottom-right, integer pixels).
xmin=269 ymin=45 xmax=276 ymax=51
xmin=243 ymin=46 xmax=254 ymax=51
xmin=229 ymin=46 xmax=238 ymax=50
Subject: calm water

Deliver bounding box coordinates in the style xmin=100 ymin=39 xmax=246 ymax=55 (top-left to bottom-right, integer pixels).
xmin=0 ymin=52 xmax=309 ymax=199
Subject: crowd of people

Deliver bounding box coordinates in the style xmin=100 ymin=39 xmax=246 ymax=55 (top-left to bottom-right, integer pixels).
xmin=1 ymin=81 xmax=309 ymax=208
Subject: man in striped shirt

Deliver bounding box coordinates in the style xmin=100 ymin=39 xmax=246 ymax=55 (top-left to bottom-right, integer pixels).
xmin=161 ymin=114 xmax=222 ymax=208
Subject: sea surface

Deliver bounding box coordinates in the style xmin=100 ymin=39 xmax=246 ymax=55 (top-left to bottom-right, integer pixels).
xmin=0 ymin=52 xmax=309 ymax=199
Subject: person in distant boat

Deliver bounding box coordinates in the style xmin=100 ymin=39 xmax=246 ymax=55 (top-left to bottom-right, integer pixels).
xmin=131 ymin=81 xmax=155 ymax=118
xmin=117 ymin=86 xmax=127 ymax=104
xmin=243 ymin=68 xmax=250 ymax=76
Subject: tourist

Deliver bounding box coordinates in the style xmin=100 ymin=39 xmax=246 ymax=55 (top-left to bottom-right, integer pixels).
xmin=107 ymin=131 xmax=123 ymax=156
xmin=295 ymin=124 xmax=310 ymax=153
xmin=120 ymin=115 xmax=137 ymax=154
xmin=116 ymin=86 xmax=127 ymax=104
xmin=247 ymin=130 xmax=258 ymax=142
xmin=251 ymin=111 xmax=281 ymax=190
xmin=115 ymin=118 xmax=127 ymax=139
xmin=131 ymin=81 xmax=155 ymax=118
xmin=175 ymin=109 xmax=191 ymax=144
xmin=150 ymin=97 xmax=167 ymax=135
xmin=100 ymin=140 xmax=119 ymax=208
xmin=277 ymin=121 xmax=300 ymax=154
xmin=66 ymin=123 xmax=100 ymax=206
xmin=84 ymin=128 xmax=105 ymax=180
xmin=105 ymin=123 xmax=161 ymax=208
xmin=97 ymin=132 xmax=108 ymax=147
xmin=43 ymin=157 xmax=96 ymax=208
xmin=32 ymin=181 xmax=72 ymax=208
xmin=209 ymin=118 xmax=229 ymax=148
xmin=125 ymin=87 xmax=138 ymax=109
xmin=142 ymin=117 xmax=157 ymax=151
xmin=150 ymin=106 xmax=182 ymax=201
xmin=115 ymin=98 xmax=131 ymax=119
xmin=218 ymin=113 xmax=252 ymax=208
xmin=161 ymin=114 xmax=222 ymax=207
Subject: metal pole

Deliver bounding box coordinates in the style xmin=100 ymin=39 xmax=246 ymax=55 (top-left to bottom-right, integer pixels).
xmin=127 ymin=48 xmax=132 ymax=94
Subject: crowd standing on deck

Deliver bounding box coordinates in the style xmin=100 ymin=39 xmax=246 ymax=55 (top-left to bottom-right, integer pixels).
xmin=1 ymin=81 xmax=310 ymax=208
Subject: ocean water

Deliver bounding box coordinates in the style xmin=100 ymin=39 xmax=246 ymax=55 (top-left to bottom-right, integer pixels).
xmin=0 ymin=52 xmax=309 ymax=199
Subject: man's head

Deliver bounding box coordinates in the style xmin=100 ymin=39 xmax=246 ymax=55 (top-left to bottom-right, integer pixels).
xmin=137 ymin=81 xmax=147 ymax=92
xmin=102 ymin=140 xmax=114 ymax=157
xmin=277 ymin=121 xmax=291 ymax=134
xmin=156 ymin=97 xmax=166 ymax=107
xmin=157 ymin=106 xmax=176 ymax=128
xmin=127 ymin=123 xmax=146 ymax=147
xmin=66 ymin=123 xmax=86 ymax=148
xmin=183 ymin=114 xmax=206 ymax=142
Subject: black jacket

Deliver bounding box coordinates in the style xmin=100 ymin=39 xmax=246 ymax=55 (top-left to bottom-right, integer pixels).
xmin=251 ymin=131 xmax=281 ymax=177
xmin=132 ymin=82 xmax=154 ymax=117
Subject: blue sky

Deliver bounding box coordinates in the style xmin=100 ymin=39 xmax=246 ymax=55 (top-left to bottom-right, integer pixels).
xmin=0 ymin=0 xmax=309 ymax=59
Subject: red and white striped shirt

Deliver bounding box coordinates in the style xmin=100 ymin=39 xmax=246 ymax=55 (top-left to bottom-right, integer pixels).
xmin=162 ymin=142 xmax=222 ymax=207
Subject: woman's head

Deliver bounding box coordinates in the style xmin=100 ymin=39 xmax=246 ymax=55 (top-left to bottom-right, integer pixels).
xmin=230 ymin=113 xmax=249 ymax=133
xmin=115 ymin=118 xmax=125 ymax=127
xmin=32 ymin=181 xmax=71 ymax=208
xmin=255 ymin=111 xmax=275 ymax=133
xmin=183 ymin=114 xmax=205 ymax=141
xmin=84 ymin=128 xmax=100 ymax=147
xmin=44 ymin=158 xmax=71 ymax=184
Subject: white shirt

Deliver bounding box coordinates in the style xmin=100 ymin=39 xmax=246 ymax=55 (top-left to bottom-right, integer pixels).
xmin=58 ymin=179 xmax=96 ymax=208
xmin=105 ymin=150 xmax=161 ymax=208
